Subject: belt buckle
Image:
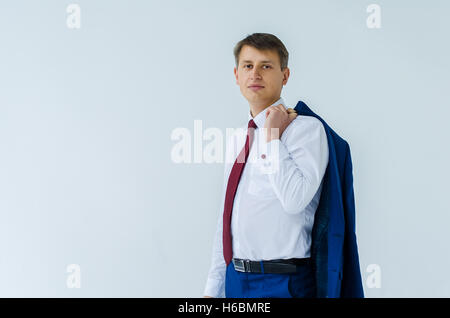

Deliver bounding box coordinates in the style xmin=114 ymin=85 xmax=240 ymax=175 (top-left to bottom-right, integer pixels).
xmin=233 ymin=259 xmax=250 ymax=272
xmin=244 ymin=259 xmax=251 ymax=272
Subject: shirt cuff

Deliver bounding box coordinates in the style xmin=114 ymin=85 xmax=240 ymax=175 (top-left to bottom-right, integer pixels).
xmin=203 ymin=277 xmax=225 ymax=298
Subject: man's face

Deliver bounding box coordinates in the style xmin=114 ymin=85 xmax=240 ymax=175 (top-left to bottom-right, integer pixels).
xmin=234 ymin=45 xmax=289 ymax=107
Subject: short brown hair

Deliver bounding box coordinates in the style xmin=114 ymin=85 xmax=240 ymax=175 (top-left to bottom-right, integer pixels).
xmin=233 ymin=33 xmax=289 ymax=70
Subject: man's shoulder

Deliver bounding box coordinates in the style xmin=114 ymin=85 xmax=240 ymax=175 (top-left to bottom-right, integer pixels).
xmin=285 ymin=114 xmax=327 ymax=139
xmin=293 ymin=113 xmax=324 ymax=126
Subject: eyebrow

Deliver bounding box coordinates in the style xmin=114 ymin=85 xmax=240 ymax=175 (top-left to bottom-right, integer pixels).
xmin=241 ymin=60 xmax=274 ymax=64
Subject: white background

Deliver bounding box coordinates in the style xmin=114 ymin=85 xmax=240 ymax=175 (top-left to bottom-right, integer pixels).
xmin=0 ymin=0 xmax=449 ymax=297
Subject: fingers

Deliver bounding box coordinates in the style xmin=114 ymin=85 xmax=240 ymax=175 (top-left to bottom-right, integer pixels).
xmin=288 ymin=112 xmax=297 ymax=122
xmin=276 ymin=105 xmax=296 ymax=115
xmin=270 ymin=105 xmax=287 ymax=113
xmin=277 ymin=104 xmax=287 ymax=113
xmin=286 ymin=107 xmax=296 ymax=114
xmin=267 ymin=105 xmax=297 ymax=118
xmin=287 ymin=108 xmax=297 ymax=123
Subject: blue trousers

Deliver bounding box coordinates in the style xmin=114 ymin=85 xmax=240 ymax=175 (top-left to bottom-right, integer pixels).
xmin=225 ymin=260 xmax=316 ymax=298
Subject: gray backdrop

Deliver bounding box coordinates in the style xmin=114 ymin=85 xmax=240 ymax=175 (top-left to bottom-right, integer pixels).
xmin=0 ymin=0 xmax=449 ymax=297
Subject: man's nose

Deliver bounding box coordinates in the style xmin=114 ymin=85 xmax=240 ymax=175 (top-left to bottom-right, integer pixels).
xmin=250 ymin=68 xmax=262 ymax=79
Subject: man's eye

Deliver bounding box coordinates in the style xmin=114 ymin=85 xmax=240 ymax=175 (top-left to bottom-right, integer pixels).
xmin=243 ymin=64 xmax=271 ymax=69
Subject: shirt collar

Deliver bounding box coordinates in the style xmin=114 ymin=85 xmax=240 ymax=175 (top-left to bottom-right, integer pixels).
xmin=248 ymin=97 xmax=288 ymax=129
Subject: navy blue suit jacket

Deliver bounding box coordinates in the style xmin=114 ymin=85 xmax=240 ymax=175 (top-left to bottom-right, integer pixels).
xmin=294 ymin=100 xmax=364 ymax=298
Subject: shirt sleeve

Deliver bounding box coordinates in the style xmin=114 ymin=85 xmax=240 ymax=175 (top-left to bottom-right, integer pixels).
xmin=203 ymin=143 xmax=234 ymax=297
xmin=256 ymin=116 xmax=329 ymax=214
xmin=203 ymin=210 xmax=226 ymax=297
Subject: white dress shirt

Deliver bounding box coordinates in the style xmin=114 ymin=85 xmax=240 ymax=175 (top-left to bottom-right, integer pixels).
xmin=203 ymin=97 xmax=329 ymax=297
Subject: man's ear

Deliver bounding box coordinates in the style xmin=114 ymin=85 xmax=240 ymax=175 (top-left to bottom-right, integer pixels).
xmin=282 ymin=67 xmax=290 ymax=85
xmin=234 ymin=67 xmax=239 ymax=85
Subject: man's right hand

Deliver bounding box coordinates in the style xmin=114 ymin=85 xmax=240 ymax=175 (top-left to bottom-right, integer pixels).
xmin=204 ymin=296 xmax=213 ymax=298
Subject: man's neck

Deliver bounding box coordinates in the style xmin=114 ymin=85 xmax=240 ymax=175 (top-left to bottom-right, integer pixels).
xmin=249 ymin=96 xmax=281 ymax=118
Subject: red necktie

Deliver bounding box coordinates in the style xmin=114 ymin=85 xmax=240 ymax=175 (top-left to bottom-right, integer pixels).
xmin=223 ymin=118 xmax=258 ymax=265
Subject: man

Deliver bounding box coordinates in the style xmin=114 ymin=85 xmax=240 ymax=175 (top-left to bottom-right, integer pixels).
xmin=204 ymin=33 xmax=329 ymax=298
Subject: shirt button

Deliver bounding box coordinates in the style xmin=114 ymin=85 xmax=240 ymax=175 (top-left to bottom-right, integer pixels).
xmin=261 ymin=154 xmax=266 ymax=159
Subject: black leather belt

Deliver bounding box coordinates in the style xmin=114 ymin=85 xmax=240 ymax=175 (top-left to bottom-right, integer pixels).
xmin=232 ymin=258 xmax=311 ymax=274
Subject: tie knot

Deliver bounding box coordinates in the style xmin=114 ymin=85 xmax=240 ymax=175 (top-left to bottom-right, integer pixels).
xmin=248 ymin=119 xmax=257 ymax=129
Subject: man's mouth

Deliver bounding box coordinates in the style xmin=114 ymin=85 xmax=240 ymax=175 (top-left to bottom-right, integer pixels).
xmin=248 ymin=85 xmax=264 ymax=92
